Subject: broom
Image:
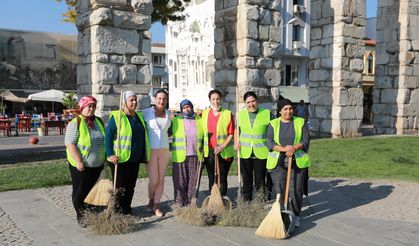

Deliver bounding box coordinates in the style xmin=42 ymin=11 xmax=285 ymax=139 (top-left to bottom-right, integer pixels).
xmin=204 ymin=153 xmax=227 ymax=215
xmin=254 ymin=157 xmax=291 ymax=239
xmin=255 ymin=193 xmax=287 ymax=239
xmin=235 ymin=86 xmax=242 ymax=201
xmin=84 ymin=166 xmax=113 ymax=206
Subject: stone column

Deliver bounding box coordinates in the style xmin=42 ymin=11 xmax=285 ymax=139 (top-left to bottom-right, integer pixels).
xmin=310 ymin=0 xmax=365 ymax=137
xmin=214 ymin=0 xmax=283 ymax=111
xmin=374 ymin=0 xmax=419 ymax=135
xmin=76 ymin=0 xmax=153 ymax=120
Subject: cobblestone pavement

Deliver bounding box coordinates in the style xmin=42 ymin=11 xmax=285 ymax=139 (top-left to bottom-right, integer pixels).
xmin=1 ymin=177 xmax=419 ymax=246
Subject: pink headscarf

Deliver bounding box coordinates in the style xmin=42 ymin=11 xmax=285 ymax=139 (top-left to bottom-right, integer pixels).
xmin=78 ymin=96 xmax=97 ymax=111
xmin=78 ymin=96 xmax=97 ymax=128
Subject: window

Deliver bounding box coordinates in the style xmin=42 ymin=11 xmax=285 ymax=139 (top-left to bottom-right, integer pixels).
xmin=174 ymin=62 xmax=178 ymax=88
xmin=367 ymin=54 xmax=373 ymax=74
xmin=282 ymin=65 xmax=299 ymax=86
xmin=152 ymin=76 xmax=161 ymax=86
xmin=153 ymin=55 xmax=159 ymax=64
xmin=293 ymin=0 xmax=304 ymax=5
xmin=292 ymin=25 xmax=303 ymax=42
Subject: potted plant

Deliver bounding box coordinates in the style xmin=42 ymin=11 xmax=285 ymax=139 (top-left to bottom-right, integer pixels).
xmin=62 ymin=92 xmax=78 ymax=117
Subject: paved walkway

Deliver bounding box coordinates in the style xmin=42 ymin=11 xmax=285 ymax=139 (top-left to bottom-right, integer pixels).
xmin=1 ymin=176 xmax=418 ymax=246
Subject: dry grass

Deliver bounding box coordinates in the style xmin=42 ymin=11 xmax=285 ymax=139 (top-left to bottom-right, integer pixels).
xmin=172 ymin=203 xmax=215 ymax=226
xmin=83 ymin=190 xmax=140 ymax=235
xmin=218 ymin=192 xmax=269 ymax=228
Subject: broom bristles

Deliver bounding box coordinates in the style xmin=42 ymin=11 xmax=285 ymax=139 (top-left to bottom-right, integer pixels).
xmin=255 ymin=194 xmax=288 ymax=240
xmin=84 ymin=179 xmax=113 ymax=206
xmin=205 ymin=184 xmax=225 ymax=215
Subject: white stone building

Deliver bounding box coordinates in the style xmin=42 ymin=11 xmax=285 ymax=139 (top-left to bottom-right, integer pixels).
xmin=166 ymin=0 xmax=215 ymax=111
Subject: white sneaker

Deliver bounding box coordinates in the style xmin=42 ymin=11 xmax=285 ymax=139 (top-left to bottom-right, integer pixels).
xmin=294 ymin=216 xmax=300 ymax=227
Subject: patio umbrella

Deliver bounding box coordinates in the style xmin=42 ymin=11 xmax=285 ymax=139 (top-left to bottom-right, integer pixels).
xmin=27 ymin=89 xmax=66 ymax=112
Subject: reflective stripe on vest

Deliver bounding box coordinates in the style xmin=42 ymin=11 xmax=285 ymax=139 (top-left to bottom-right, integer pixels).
xmin=238 ymin=108 xmax=270 ymax=159
xmin=202 ymin=109 xmax=235 ymax=159
xmin=266 ymin=116 xmax=311 ymax=169
xmin=171 ymin=116 xmax=204 ymax=162
xmin=109 ymin=110 xmax=151 ymax=163
xmin=66 ymin=116 xmax=105 ymax=166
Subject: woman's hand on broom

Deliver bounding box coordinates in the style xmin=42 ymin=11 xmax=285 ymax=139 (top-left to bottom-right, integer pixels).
xmin=108 ymin=155 xmax=119 ymax=165
xmin=76 ymin=161 xmax=85 ymax=171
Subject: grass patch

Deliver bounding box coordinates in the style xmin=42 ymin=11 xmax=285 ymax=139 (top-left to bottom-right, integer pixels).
xmin=1 ymin=136 xmax=419 ymax=192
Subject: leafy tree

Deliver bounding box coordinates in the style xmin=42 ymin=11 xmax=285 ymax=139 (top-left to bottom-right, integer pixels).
xmin=62 ymin=92 xmax=77 ymax=109
xmin=55 ymin=0 xmax=191 ymax=25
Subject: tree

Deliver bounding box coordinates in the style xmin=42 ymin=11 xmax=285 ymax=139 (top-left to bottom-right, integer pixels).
xmin=56 ymin=0 xmax=191 ymax=25
xmin=62 ymin=92 xmax=77 ymax=109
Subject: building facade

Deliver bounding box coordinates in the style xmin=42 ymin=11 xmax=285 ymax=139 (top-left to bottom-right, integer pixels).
xmin=166 ymin=0 xmax=216 ymax=110
xmin=151 ymin=43 xmax=168 ymax=89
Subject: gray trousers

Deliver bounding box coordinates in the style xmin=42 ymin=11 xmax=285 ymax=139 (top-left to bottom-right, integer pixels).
xmin=269 ymin=158 xmax=308 ymax=216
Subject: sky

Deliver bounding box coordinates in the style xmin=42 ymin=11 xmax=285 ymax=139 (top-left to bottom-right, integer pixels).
xmin=0 ymin=0 xmax=377 ymax=43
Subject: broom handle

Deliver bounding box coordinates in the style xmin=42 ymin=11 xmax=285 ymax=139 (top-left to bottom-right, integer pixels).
xmin=235 ymin=86 xmax=241 ymax=197
xmin=284 ymin=156 xmax=293 ymax=210
xmin=216 ymin=153 xmax=221 ymax=187
xmin=194 ymin=160 xmax=204 ymax=199
xmin=113 ymin=91 xmax=123 ymax=191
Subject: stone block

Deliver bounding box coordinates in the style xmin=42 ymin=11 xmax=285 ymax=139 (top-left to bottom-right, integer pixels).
xmin=131 ymin=55 xmax=150 ymax=65
xmin=119 ymin=65 xmax=137 ymax=84
xmin=91 ymin=26 xmax=139 ymax=54
xmin=400 ymin=51 xmax=416 ymax=65
xmin=91 ymin=83 xmax=112 ymax=94
xmin=309 ymin=70 xmax=329 ymax=81
xmin=320 ymin=58 xmax=333 ymax=69
xmin=76 ymin=10 xmax=93 ymax=29
xmin=89 ymin=7 xmax=112 ymax=26
xmin=112 ymin=10 xmax=151 ymax=30
xmin=257 ymin=58 xmax=273 ymax=68
xmin=311 ymin=27 xmax=322 ymax=40
xmin=92 ymin=63 xmax=118 ymax=84
xmin=92 ymin=53 xmax=109 ymax=63
xmin=237 ymin=21 xmax=258 ymax=40
xmin=95 ymin=94 xmax=119 ymax=111
xmin=381 ymin=89 xmax=398 ymax=103
xmin=259 ymin=25 xmax=269 ymax=40
xmin=248 ymin=5 xmax=260 ymax=20
xmin=77 ymin=64 xmax=92 ymax=85
xmin=113 ymin=84 xmax=150 ymax=94
xmin=259 ymin=8 xmax=272 ymax=25
xmin=397 ymin=75 xmax=419 ymax=89
xmin=214 ymin=28 xmax=224 ymax=43
xmin=375 ymin=76 xmax=394 ymax=89
xmin=268 ymin=26 xmax=280 ymax=42
xmin=137 ymin=65 xmax=151 ymax=84
xmin=214 ymin=70 xmax=236 ymax=85
xmin=350 ymin=59 xmax=364 ymax=72
xmin=237 ymin=56 xmax=256 ymax=68
xmin=271 ymin=11 xmax=281 ymax=27
xmin=138 ymin=94 xmax=151 ymax=109
xmin=268 ymin=0 xmax=281 ymax=10
xmin=214 ymin=43 xmax=225 ymax=59
xmin=315 ymin=106 xmax=331 ymax=119
xmin=264 ymin=69 xmax=281 ymax=86
xmin=110 ymin=55 xmax=126 ymax=64
xmin=396 ymin=89 xmax=411 ymax=104
xmin=224 ymin=22 xmax=236 ymax=41
xmin=131 ymin=0 xmax=153 ymax=14
xmin=410 ymin=89 xmax=419 ymax=104
xmin=262 ymin=42 xmax=281 ymax=58
xmin=237 ymin=69 xmax=261 ymax=86
xmin=142 ymin=38 xmax=152 ymax=55
xmin=78 ymin=29 xmax=91 ymax=56
xmin=237 ymin=39 xmax=260 ymax=56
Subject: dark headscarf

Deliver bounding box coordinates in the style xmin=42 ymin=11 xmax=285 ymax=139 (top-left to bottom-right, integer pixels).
xmin=180 ymin=99 xmax=195 ymax=119
xmin=277 ymin=99 xmax=293 ymax=116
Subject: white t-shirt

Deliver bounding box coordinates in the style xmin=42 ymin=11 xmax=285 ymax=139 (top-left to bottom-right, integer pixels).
xmin=142 ymin=107 xmax=171 ymax=149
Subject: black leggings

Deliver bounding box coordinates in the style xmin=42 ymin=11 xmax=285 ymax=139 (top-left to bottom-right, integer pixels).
xmin=204 ymin=149 xmax=233 ymax=196
xmin=69 ymin=163 xmax=103 ymax=219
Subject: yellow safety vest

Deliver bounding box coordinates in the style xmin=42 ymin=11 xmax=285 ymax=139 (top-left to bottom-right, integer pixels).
xmin=66 ymin=116 xmax=105 ymax=167
xmin=266 ymin=116 xmax=311 ymax=169
xmin=202 ymin=108 xmax=235 ymax=159
xmin=171 ymin=116 xmax=204 ymax=162
xmin=238 ymin=108 xmax=270 ymax=159
xmin=109 ymin=110 xmax=150 ymax=163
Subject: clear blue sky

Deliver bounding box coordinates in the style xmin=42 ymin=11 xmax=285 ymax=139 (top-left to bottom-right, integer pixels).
xmin=0 ymin=0 xmax=377 ymax=43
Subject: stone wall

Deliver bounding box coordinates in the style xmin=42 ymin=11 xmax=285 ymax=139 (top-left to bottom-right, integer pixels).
xmin=374 ymin=0 xmax=419 ymax=134
xmin=76 ymin=0 xmax=153 ymax=120
xmin=214 ymin=0 xmax=283 ymax=111
xmin=309 ymin=0 xmax=365 ymax=137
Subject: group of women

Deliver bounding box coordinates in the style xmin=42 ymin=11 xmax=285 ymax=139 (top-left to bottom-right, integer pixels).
xmin=65 ymin=89 xmax=311 ymax=229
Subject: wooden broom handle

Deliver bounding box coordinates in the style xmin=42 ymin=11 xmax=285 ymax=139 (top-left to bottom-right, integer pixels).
xmin=284 ymin=156 xmax=293 ymax=209
xmin=235 ymin=86 xmax=241 ymax=186
xmin=113 ymin=91 xmax=123 ymax=191
xmin=216 ymin=153 xmax=221 ymax=187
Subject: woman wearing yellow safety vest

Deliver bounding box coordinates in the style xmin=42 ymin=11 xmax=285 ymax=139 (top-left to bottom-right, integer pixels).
xmin=234 ymin=91 xmax=273 ymax=202
xmin=65 ymin=96 xmax=106 ymax=228
xmin=266 ymin=99 xmax=311 ymax=228
xmin=202 ymin=89 xmax=235 ymax=196
xmin=171 ymin=99 xmax=204 ymax=206
xmin=106 ymin=91 xmax=150 ymax=215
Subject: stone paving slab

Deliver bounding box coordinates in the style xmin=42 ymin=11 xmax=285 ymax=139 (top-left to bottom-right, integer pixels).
xmin=1 ymin=177 xmax=419 ymax=246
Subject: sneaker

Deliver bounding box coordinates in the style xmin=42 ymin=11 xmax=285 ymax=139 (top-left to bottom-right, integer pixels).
xmin=294 ymin=216 xmax=300 ymax=227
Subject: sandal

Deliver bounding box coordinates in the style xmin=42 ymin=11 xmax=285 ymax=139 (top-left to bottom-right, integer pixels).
xmin=154 ymin=208 xmax=164 ymax=217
